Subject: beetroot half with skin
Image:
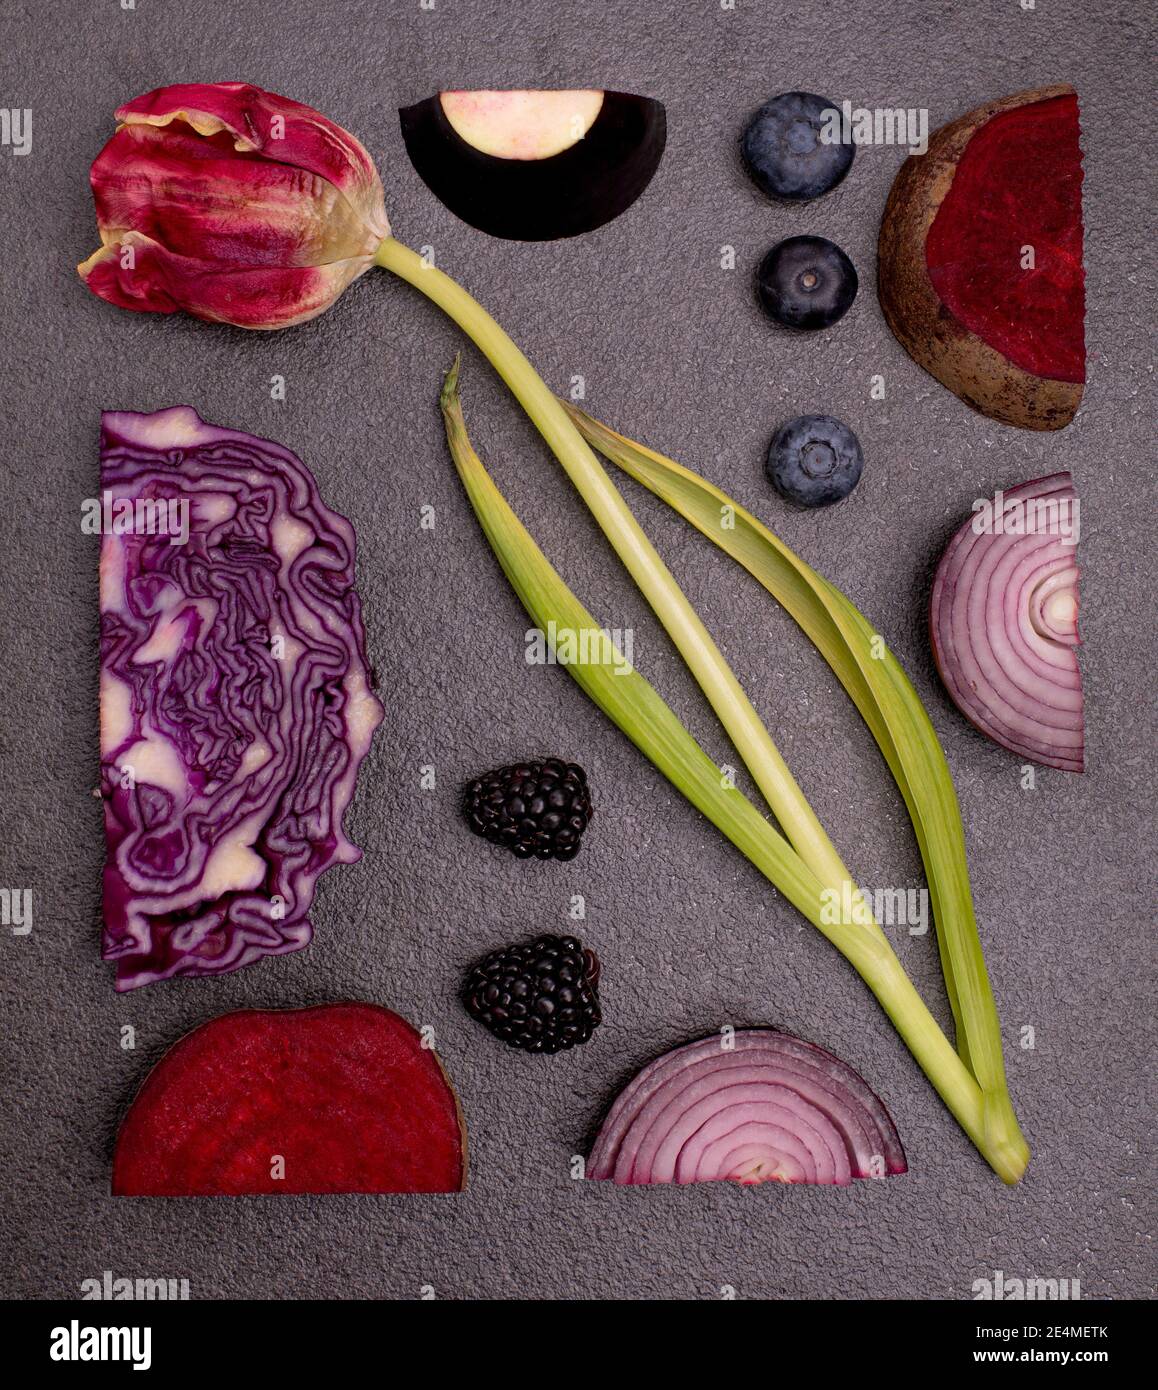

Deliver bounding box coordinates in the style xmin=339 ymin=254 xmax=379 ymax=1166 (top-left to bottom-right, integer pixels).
xmin=879 ymin=86 xmax=1085 ymax=430
xmin=588 ymin=1029 xmax=906 ymax=1186
xmin=113 ymin=1005 xmax=467 ymax=1195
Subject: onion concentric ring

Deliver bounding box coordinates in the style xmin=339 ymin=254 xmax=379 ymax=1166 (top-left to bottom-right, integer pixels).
xmin=930 ymin=473 xmax=1083 ymax=772
xmin=588 ymin=1030 xmax=906 ymax=1186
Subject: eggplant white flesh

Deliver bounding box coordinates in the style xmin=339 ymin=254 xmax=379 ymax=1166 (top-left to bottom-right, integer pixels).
xmin=440 ymin=90 xmax=605 ymax=160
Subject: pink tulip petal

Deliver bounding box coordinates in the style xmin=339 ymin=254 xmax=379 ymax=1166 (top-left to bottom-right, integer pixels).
xmin=89 ymin=124 xmax=381 ymax=269
xmin=115 ymin=83 xmax=388 ymax=236
xmin=79 ymin=231 xmax=373 ymax=330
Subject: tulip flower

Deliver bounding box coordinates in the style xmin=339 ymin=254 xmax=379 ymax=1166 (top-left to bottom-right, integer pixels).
xmin=79 ymin=83 xmax=390 ymax=328
xmin=80 ymin=83 xmax=1029 ymax=1181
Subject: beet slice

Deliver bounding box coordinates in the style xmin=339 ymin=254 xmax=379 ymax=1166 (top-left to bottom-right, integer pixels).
xmin=879 ymin=86 xmax=1085 ymax=430
xmin=113 ymin=1004 xmax=466 ymax=1195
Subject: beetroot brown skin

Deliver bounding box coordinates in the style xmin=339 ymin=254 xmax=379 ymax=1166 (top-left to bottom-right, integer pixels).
xmin=879 ymin=86 xmax=1085 ymax=431
xmin=112 ymin=1004 xmax=467 ymax=1196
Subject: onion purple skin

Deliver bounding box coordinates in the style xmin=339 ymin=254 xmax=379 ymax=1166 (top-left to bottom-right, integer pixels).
xmin=930 ymin=473 xmax=1083 ymax=773
xmin=588 ymin=1030 xmax=906 ymax=1187
xmin=98 ymin=406 xmax=384 ymax=990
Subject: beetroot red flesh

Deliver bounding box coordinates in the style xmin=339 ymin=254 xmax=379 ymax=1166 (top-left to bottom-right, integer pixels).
xmin=112 ymin=1004 xmax=466 ymax=1195
xmin=589 ymin=1030 xmax=906 ymax=1186
xmin=925 ymin=94 xmax=1085 ymax=383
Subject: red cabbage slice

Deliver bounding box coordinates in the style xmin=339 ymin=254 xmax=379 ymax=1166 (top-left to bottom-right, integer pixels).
xmin=99 ymin=407 xmax=384 ymax=990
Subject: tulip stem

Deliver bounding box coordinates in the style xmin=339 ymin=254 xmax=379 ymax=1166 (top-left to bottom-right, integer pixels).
xmin=373 ymin=234 xmax=1028 ymax=1184
xmin=373 ymin=236 xmax=875 ymax=920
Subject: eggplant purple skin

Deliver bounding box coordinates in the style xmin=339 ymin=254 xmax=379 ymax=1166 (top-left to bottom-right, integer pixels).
xmin=398 ymin=91 xmax=667 ymax=240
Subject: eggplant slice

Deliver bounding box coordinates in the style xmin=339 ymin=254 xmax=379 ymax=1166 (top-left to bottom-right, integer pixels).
xmin=399 ymin=89 xmax=666 ymax=240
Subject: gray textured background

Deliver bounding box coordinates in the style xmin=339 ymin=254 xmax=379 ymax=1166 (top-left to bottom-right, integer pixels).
xmin=1 ymin=0 xmax=1154 ymax=1301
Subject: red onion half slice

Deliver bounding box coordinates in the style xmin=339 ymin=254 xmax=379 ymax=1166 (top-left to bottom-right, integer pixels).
xmin=588 ymin=1030 xmax=906 ymax=1186
xmin=930 ymin=473 xmax=1083 ymax=772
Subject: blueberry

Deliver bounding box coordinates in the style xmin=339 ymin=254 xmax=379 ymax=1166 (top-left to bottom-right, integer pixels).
xmin=766 ymin=415 xmax=863 ymax=508
xmin=756 ymin=236 xmax=858 ymax=331
xmin=742 ymin=92 xmax=853 ymax=201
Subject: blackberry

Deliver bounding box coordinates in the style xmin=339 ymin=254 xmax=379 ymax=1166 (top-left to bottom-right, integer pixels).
xmin=463 ymin=935 xmax=602 ymax=1053
xmin=462 ymin=758 xmax=593 ymax=861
